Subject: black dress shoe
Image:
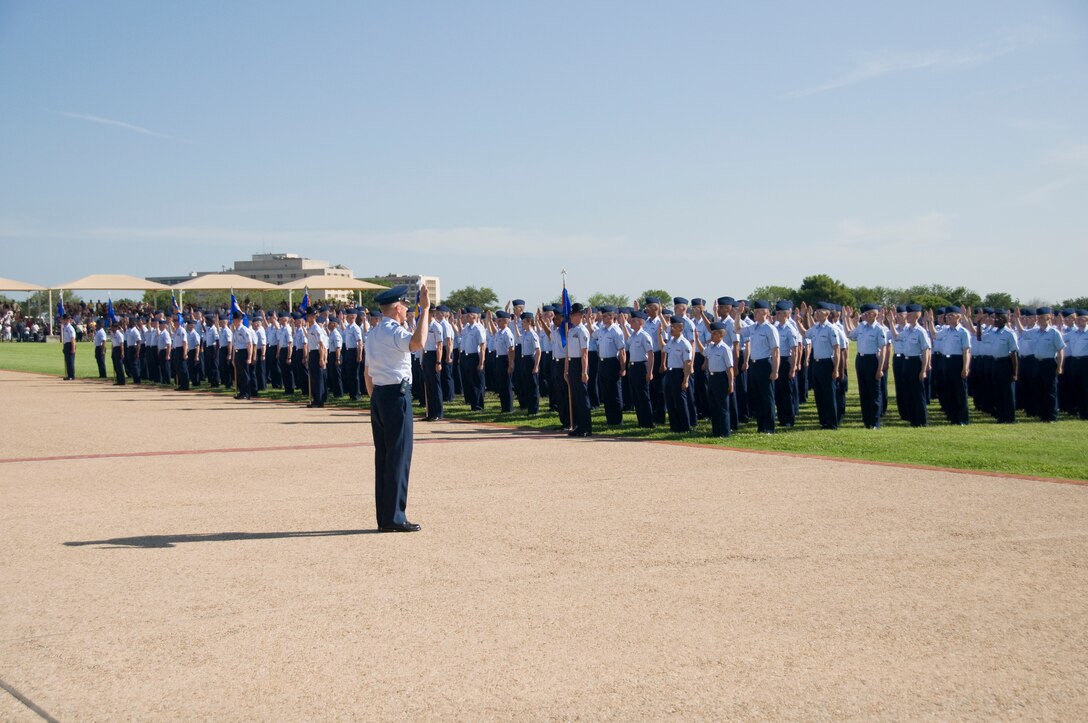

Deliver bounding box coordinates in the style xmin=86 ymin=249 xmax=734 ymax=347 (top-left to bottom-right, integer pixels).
xmin=379 ymin=521 xmax=421 ymax=533
xmin=306 ymin=402 xmax=323 ymax=408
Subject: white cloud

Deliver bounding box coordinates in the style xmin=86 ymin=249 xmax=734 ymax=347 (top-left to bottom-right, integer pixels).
xmin=56 ymin=111 xmax=175 ymax=140
xmin=833 ymin=212 xmax=951 ymax=248
xmin=1019 ymin=178 xmax=1079 ymax=205
xmin=782 ymin=28 xmax=1040 ymax=98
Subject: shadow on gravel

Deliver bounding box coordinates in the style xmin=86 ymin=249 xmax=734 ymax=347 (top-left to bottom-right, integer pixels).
xmin=64 ymin=529 xmax=380 ymax=548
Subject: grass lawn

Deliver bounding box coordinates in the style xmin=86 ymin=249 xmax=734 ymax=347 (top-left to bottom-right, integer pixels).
xmin=3 ymin=340 xmax=1086 ymax=481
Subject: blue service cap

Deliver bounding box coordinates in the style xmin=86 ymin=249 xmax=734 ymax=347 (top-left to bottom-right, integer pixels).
xmin=369 ymin=309 xmax=381 ymax=318
xmin=1019 ymin=308 xmax=1035 ymax=317
xmin=737 ymin=300 xmax=748 ymax=305
xmin=512 ymin=299 xmax=525 ymax=307
xmin=943 ymin=306 xmax=961 ymax=315
xmin=630 ymin=310 xmax=648 ymax=320
xmin=860 ymin=303 xmax=881 ymax=313
xmin=327 ymin=315 xmax=339 ymax=323
xmin=290 ymin=312 xmax=301 ymax=320
xmin=434 ymin=305 xmax=449 ymax=312
xmin=1036 ymin=306 xmax=1052 ymax=315
xmin=895 ymin=304 xmax=908 ymax=313
xmin=184 ymin=315 xmax=194 ymax=323
xmin=753 ymin=300 xmax=771 ymax=310
xmin=343 ymin=307 xmax=356 ymax=315
xmin=992 ymin=308 xmax=1009 ymax=315
xmin=466 ymin=306 xmax=483 ymax=315
xmin=520 ymin=312 xmax=534 ymax=321
xmin=673 ymin=296 xmax=689 ymax=305
xmin=817 ymin=302 xmax=834 ymax=311
xmin=981 ymin=307 xmax=993 ymax=315
xmin=619 ymin=306 xmax=634 ymax=314
xmin=598 ymin=305 xmax=616 ymax=313
xmin=1061 ymin=307 xmax=1076 ymax=317
xmin=570 ymin=303 xmax=585 ymax=313
xmin=670 ymin=314 xmax=686 ymax=324
xmin=691 ymin=298 xmax=706 ymax=306
xmin=709 ymin=321 xmax=728 ymax=331
xmin=716 ymin=296 xmax=735 ymax=306
xmin=644 ymin=296 xmax=661 ymax=305
xmin=495 ymin=310 xmax=511 ymax=319
xmin=775 ymin=300 xmax=793 ymax=312
xmin=1077 ymin=309 xmax=1088 ymax=316
xmin=278 ymin=312 xmax=290 ymax=318
xmin=374 ymin=285 xmax=411 ymax=305
xmin=907 ymin=303 xmax=923 ymax=313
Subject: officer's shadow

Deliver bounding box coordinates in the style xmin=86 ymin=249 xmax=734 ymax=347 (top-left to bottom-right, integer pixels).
xmin=63 ymin=529 xmax=380 ymax=549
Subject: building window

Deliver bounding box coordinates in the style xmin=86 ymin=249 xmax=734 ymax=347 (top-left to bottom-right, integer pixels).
xmin=277 ymin=274 xmax=283 ymax=279
xmin=263 ymin=274 xmax=270 ymax=279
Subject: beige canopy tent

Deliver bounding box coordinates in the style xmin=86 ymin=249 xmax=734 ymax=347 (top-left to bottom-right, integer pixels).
xmin=173 ymin=273 xmax=280 ymax=291
xmin=278 ymin=275 xmax=387 ymax=308
xmin=54 ymin=274 xmax=171 ymax=291
xmin=0 ymin=277 xmax=47 ymax=292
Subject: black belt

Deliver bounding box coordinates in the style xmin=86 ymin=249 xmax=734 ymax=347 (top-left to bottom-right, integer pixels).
xmin=894 ymin=353 xmax=905 ymax=358
xmin=857 ymin=353 xmax=877 ymax=358
xmin=708 ymin=371 xmax=729 ymax=375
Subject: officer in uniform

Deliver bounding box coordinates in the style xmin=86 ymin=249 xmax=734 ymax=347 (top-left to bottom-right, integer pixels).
xmin=565 ymin=303 xmax=592 ymax=436
xmin=805 ymin=303 xmax=842 ymax=430
xmin=343 ymin=308 xmax=362 ymax=400
xmin=124 ymin=316 xmax=142 ymax=384
xmin=896 ymin=304 xmax=932 ymax=427
xmin=492 ymin=311 xmax=516 ymax=413
xmin=595 ymin=305 xmax=626 ymax=426
xmin=936 ymin=308 xmax=972 ymax=425
xmin=663 ymin=314 xmax=694 ymax=432
xmin=740 ymin=301 xmax=780 ymax=434
xmin=109 ymin=320 xmax=125 ymax=384
xmin=185 ymin=316 xmax=201 ymax=386
xmin=988 ymin=310 xmax=1019 ymax=423
xmin=422 ymin=305 xmax=445 ymax=420
xmin=217 ymin=315 xmax=233 ymax=390
xmin=231 ymin=315 xmax=253 ymax=399
xmin=305 ymin=308 xmax=327 ymax=407
xmin=848 ymin=303 xmax=889 ymax=429
xmin=690 ymin=298 xmax=711 ymax=418
xmin=171 ymin=316 xmax=190 ymax=391
xmin=203 ymin=313 xmax=220 ymax=387
xmin=327 ymin=314 xmax=344 ymax=398
xmin=363 ymin=284 xmax=430 ymax=533
xmin=437 ymin=305 xmax=456 ymax=402
xmin=517 ymin=311 xmax=542 ymax=415
xmin=1069 ymin=310 xmax=1088 ymax=419
xmin=1032 ymin=307 xmax=1066 ymax=422
xmin=459 ymin=306 xmax=487 ymax=410
xmin=94 ymin=319 xmax=108 ymax=378
xmin=157 ymin=315 xmax=172 ymax=385
xmin=291 ymin=312 xmax=308 ymax=396
xmin=702 ymin=321 xmax=735 ymax=437
xmin=773 ymin=301 xmax=801 ymax=428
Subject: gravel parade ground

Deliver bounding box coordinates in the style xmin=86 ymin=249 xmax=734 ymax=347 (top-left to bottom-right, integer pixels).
xmin=2 ymin=370 xmax=1086 ymax=720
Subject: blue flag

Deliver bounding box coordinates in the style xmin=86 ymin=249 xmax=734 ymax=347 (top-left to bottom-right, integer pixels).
xmin=171 ymin=293 xmax=182 ymax=324
xmin=56 ymin=298 xmax=65 ymax=320
xmin=230 ymin=291 xmax=249 ymax=327
xmin=300 ymin=288 xmax=310 ymax=313
xmin=559 ymin=283 xmax=572 ymax=349
xmin=107 ymin=295 xmax=117 ymax=325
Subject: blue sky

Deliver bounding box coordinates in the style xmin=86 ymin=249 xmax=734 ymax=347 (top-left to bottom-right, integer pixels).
xmin=1 ymin=0 xmax=1086 ymax=304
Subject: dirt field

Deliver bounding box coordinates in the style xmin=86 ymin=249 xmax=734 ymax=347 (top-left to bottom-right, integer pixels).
xmin=2 ymin=370 xmax=1087 ymax=721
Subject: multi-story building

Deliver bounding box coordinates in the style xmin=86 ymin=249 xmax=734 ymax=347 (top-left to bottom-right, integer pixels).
xmin=231 ymin=253 xmax=354 ymax=301
xmin=369 ymin=274 xmax=440 ymax=305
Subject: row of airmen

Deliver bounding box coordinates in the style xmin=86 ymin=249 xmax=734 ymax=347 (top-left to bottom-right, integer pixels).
xmin=81 ymin=298 xmax=1088 ymax=433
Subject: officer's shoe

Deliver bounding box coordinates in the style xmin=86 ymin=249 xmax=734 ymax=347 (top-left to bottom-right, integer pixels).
xmin=379 ymin=521 xmax=421 ymax=533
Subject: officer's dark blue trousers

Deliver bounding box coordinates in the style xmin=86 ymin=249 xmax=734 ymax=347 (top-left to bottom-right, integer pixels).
xmin=460 ymin=352 xmax=484 ymax=410
xmin=693 ymin=353 xmax=709 ymax=418
xmin=942 ymin=355 xmax=969 ymax=425
xmin=932 ymin=353 xmax=947 ymax=415
xmin=1035 ymin=357 xmax=1059 ymax=421
xmin=650 ymin=351 xmax=666 ymax=424
xmin=95 ymin=345 xmax=107 ymax=378
xmin=111 ymin=347 xmax=124 ymax=384
xmin=440 ymin=352 xmax=454 ymax=402
xmin=1018 ymin=356 xmax=1036 ymax=414
xmin=992 ymin=356 xmax=1016 ymax=423
xmin=811 ymin=358 xmax=837 ymax=429
xmin=452 ymin=348 xmax=463 ymax=395
xmin=902 ymin=356 xmax=927 ymax=427
xmin=255 ymin=349 xmax=267 ymax=392
xmin=539 ymin=351 xmax=550 ymax=398
xmin=158 ymin=349 xmax=169 ymax=384
xmin=233 ymin=349 xmax=250 ymax=398
xmin=892 ymin=354 xmax=907 ymax=420
xmin=289 ymin=349 xmax=305 ymax=394
xmin=279 ymin=348 xmax=293 ymax=394
xmin=267 ymin=344 xmax=280 ymax=387
xmin=411 ymin=356 xmax=424 ymax=407
xmin=327 ymin=350 xmax=342 ymax=397
xmin=187 ymin=350 xmax=199 ymax=388
xmin=1072 ymin=356 xmax=1088 ymax=420
xmin=422 ymin=350 xmax=443 ymax=419
xmin=665 ymin=368 xmax=693 ymax=432
xmin=587 ymin=350 xmax=600 ymax=408
xmin=308 ymin=350 xmax=325 ymax=405
xmin=835 ymin=365 xmax=847 ymax=425
xmin=735 ymin=349 xmax=750 ymax=424
xmin=343 ymin=349 xmax=358 ymax=399
xmin=707 ymin=371 xmax=731 ymax=437
xmin=173 ymin=348 xmax=189 ymax=390
xmin=628 ymin=361 xmax=654 ymax=427
xmin=518 ymin=354 xmax=539 ymax=414
xmin=220 ymin=346 xmax=233 ymax=388
xmin=598 ymin=356 xmax=623 ymax=425
xmin=774 ymin=369 xmax=797 ymax=427
xmin=142 ymin=348 xmax=153 ymax=381
xmin=748 ymin=358 xmax=775 ymax=433
xmin=125 ymin=346 xmax=141 ymax=383
xmin=855 ymin=354 xmax=881 ymax=428
xmin=550 ymin=356 xmax=569 ymax=427
xmin=371 ymin=382 xmax=413 ymax=528
xmin=495 ymin=356 xmax=514 ymax=413
xmin=567 ymin=358 xmax=591 ymax=435
xmin=205 ymin=344 xmax=220 ymax=386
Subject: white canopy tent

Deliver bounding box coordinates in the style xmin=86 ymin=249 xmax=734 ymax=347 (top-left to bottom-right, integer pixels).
xmin=277 ymin=275 xmax=387 ymax=308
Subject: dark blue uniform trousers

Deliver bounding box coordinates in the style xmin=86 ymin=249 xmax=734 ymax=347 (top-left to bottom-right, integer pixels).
xmin=460 ymin=352 xmax=485 ymax=410
xmin=233 ymin=349 xmax=250 ymax=397
xmin=308 ymin=350 xmax=326 ymax=405
xmin=371 ymin=382 xmax=413 ymax=528
xmin=748 ymin=358 xmax=775 ymax=433
xmin=707 ymin=371 xmax=731 ymax=437
xmin=422 ymin=350 xmax=443 ymax=418
xmin=518 ymin=354 xmax=540 ymax=414
xmin=811 ymin=358 xmax=837 ymax=429
xmin=942 ymin=355 xmax=969 ymax=425
xmin=95 ymin=345 xmax=107 ymax=378
xmin=665 ymin=368 xmax=693 ymax=432
xmin=279 ymin=348 xmax=294 ymax=394
xmin=902 ymin=356 xmax=928 ymax=427
xmin=220 ymin=346 xmax=233 ymax=388
xmin=598 ymin=356 xmax=623 ymax=425
xmin=628 ymin=361 xmax=654 ymax=428
xmin=567 ymin=358 xmax=591 ymax=435
xmin=111 ymin=347 xmax=125 ymax=384
xmin=855 ymin=354 xmax=882 ymax=428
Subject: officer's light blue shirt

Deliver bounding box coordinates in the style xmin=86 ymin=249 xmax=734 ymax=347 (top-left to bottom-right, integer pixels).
xmin=461 ymin=323 xmax=485 ymax=353
xmin=521 ymin=329 xmax=540 ymax=357
xmin=328 ymin=328 xmax=343 ymax=352
xmin=627 ymin=329 xmax=653 ymax=363
xmin=494 ymin=327 xmax=515 ymax=355
xmin=988 ymin=327 xmax=1019 ymax=357
xmin=776 ymin=321 xmax=802 ymax=357
xmin=566 ymin=324 xmax=590 ymax=356
xmin=366 ymin=317 xmax=413 ymax=385
xmin=704 ymin=340 xmax=733 ymax=372
xmin=94 ymin=328 xmax=107 ymax=347
xmin=900 ymin=325 xmax=932 ymax=357
xmin=644 ymin=317 xmax=664 ymax=352
xmin=425 ymin=320 xmax=443 ymax=352
xmin=805 ymin=322 xmax=841 ymax=360
xmin=848 ymin=322 xmax=889 ymax=355
xmin=742 ymin=322 xmax=780 ymax=361
xmin=938 ymin=325 xmax=971 ymax=356
xmin=1033 ymin=327 xmax=1066 ymax=360
xmin=186 ymin=328 xmax=200 ymax=348
xmin=665 ymin=336 xmax=692 ymax=369
xmin=111 ymin=329 xmax=124 ymax=347
xmin=1067 ymin=328 xmax=1088 ymax=357
xmin=597 ymin=324 xmax=625 ymax=359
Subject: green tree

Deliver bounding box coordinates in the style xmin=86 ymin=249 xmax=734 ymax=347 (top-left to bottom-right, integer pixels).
xmin=638 ymin=289 xmax=671 ymax=305
xmin=796 ymin=274 xmax=855 ymax=308
xmin=1061 ymin=297 xmax=1088 ymax=309
xmin=981 ymin=291 xmax=1018 ymax=309
xmin=586 ymin=292 xmax=630 ymax=309
xmin=748 ymin=285 xmax=797 ymax=303
xmin=912 ymin=293 xmax=951 ymax=311
xmin=445 ymin=285 xmax=499 ymax=311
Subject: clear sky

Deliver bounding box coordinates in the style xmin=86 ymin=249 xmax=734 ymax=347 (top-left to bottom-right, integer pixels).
xmin=1 ymin=0 xmax=1086 ymax=305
